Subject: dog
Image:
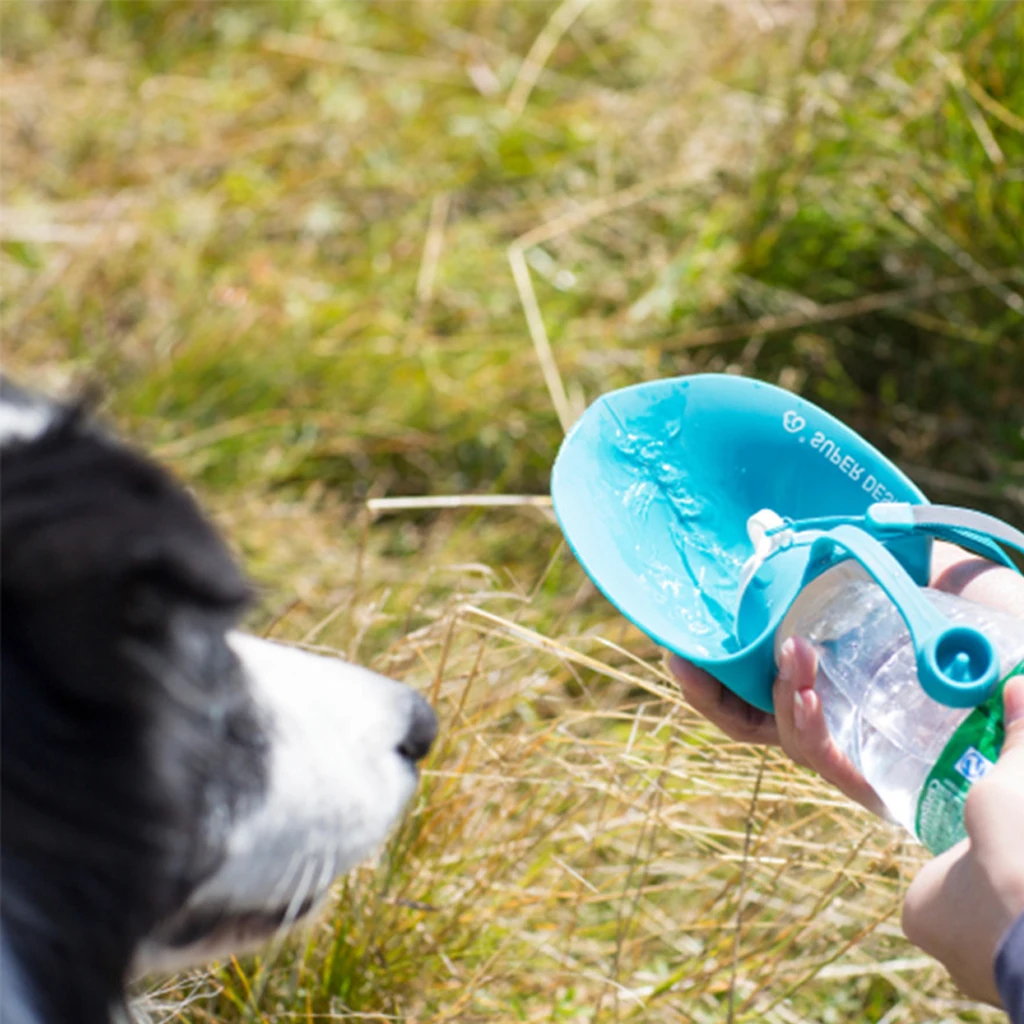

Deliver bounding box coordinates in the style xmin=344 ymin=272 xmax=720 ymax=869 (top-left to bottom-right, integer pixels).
xmin=0 ymin=376 xmax=437 ymax=1024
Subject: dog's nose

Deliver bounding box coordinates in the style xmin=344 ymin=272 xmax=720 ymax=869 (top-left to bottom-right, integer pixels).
xmin=397 ymin=694 xmax=438 ymax=763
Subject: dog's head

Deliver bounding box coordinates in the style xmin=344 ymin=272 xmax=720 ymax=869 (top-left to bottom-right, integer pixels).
xmin=0 ymin=378 xmax=436 ymax=1024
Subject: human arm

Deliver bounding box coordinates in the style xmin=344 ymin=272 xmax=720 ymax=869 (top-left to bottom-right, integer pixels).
xmin=901 ymin=674 xmax=1024 ymax=1012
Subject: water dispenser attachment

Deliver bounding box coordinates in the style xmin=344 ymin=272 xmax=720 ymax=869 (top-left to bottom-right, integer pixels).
xmin=551 ymin=374 xmax=1024 ymax=712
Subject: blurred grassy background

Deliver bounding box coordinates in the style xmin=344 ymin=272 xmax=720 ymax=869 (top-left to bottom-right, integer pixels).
xmin=2 ymin=2 xmax=1022 ymax=1022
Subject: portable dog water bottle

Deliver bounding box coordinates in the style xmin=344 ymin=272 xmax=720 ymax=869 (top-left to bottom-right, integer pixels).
xmin=551 ymin=374 xmax=1024 ymax=851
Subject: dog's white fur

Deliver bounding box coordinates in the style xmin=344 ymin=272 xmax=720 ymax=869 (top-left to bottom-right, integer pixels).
xmin=0 ymin=398 xmax=53 ymax=447
xmin=138 ymin=635 xmax=424 ymax=973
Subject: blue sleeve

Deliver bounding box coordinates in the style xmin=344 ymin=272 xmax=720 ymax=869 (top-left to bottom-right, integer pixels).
xmin=996 ymin=912 xmax=1024 ymax=1023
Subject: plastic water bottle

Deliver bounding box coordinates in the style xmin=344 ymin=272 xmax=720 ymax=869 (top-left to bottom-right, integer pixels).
xmin=775 ymin=562 xmax=1024 ymax=854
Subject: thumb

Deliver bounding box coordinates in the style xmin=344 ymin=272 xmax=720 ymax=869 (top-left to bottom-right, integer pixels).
xmin=999 ymin=674 xmax=1024 ymax=755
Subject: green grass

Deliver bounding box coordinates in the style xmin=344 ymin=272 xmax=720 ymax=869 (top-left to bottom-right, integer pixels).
xmin=2 ymin=2 xmax=1023 ymax=1021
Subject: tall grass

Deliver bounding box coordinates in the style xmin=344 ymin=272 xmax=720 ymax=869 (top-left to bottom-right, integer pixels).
xmin=2 ymin=2 xmax=1021 ymax=1021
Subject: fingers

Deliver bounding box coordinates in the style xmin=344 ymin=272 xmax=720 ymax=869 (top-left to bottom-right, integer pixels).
xmin=669 ymin=643 xmax=883 ymax=815
xmin=772 ymin=638 xmax=889 ymax=818
xmin=962 ymin=676 xmax=1024 ymax=914
xmin=965 ymin=675 xmax=1024 ymax=828
xmin=772 ymin=636 xmax=819 ymax=766
xmin=669 ymin=641 xmax=886 ymax=817
xmin=999 ymin=673 xmax=1024 ymax=750
xmin=667 ymin=654 xmax=780 ymax=746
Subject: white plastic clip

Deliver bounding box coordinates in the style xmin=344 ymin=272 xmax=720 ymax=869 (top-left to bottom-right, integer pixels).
xmin=735 ymin=509 xmax=794 ymax=615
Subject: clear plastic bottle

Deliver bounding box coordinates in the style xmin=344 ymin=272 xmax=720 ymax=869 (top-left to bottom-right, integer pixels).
xmin=776 ymin=562 xmax=1024 ymax=853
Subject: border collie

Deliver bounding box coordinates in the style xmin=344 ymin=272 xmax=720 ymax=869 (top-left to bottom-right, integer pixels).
xmin=0 ymin=376 xmax=437 ymax=1024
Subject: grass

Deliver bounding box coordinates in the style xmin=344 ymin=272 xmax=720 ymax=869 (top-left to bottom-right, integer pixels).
xmin=2 ymin=1 xmax=1023 ymax=1021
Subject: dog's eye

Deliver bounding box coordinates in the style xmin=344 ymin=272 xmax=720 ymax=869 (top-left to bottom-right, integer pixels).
xmin=121 ymin=579 xmax=171 ymax=634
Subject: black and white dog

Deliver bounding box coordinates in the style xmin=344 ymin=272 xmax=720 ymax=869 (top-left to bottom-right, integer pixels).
xmin=0 ymin=377 xmax=437 ymax=1024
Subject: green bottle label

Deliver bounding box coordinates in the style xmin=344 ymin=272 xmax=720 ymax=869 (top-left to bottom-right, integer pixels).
xmin=915 ymin=658 xmax=1024 ymax=855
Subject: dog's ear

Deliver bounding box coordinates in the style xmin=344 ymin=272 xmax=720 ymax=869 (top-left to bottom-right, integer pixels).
xmin=115 ymin=466 xmax=252 ymax=613
xmin=1 ymin=409 xmax=249 ymax=605
xmin=116 ymin=499 xmax=252 ymax=637
xmin=1 ymin=407 xmax=251 ymax=689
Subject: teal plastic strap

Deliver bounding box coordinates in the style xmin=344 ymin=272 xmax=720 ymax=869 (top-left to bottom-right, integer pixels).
xmin=908 ymin=505 xmax=1024 ymax=567
xmin=744 ymin=501 xmax=1019 ymax=707
xmin=768 ymin=504 xmax=1024 ymax=572
xmin=801 ymin=525 xmax=999 ymax=709
xmin=870 ymin=504 xmax=1024 ymax=572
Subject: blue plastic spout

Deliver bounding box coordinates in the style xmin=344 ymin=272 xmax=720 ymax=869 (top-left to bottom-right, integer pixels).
xmin=921 ymin=624 xmax=999 ymax=708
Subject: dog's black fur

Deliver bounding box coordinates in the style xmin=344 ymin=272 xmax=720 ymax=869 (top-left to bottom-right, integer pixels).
xmin=0 ymin=379 xmax=267 ymax=1023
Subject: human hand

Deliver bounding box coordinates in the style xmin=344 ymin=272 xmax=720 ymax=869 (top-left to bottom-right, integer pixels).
xmin=669 ymin=634 xmax=889 ymax=816
xmin=901 ymin=674 xmax=1024 ymax=1006
xmin=668 ymin=541 xmax=1024 ymax=815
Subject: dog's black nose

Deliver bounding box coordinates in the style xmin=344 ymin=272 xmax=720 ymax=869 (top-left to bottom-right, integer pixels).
xmin=397 ymin=694 xmax=438 ymax=763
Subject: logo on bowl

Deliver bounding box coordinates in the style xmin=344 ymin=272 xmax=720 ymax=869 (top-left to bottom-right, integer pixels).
xmin=782 ymin=410 xmax=806 ymax=434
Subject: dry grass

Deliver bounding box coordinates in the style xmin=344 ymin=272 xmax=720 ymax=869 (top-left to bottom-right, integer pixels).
xmin=2 ymin=2 xmax=1022 ymax=1021
xmin=136 ymin=530 xmax=992 ymax=1024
